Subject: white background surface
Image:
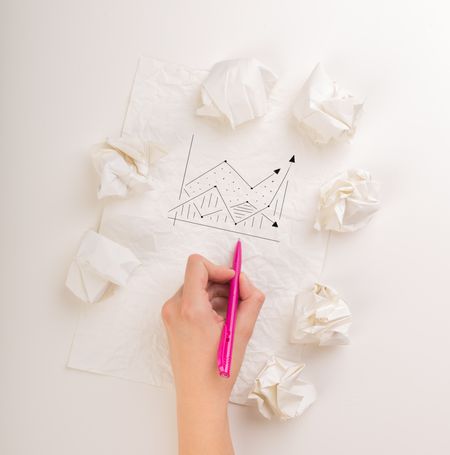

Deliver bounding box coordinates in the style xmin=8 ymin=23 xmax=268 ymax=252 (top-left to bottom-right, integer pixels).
xmin=1 ymin=1 xmax=450 ymax=453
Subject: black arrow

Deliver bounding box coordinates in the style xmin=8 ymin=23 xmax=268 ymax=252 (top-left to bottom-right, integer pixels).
xmin=267 ymin=156 xmax=296 ymax=206
xmin=272 ymin=222 xmax=278 ymax=227
xmin=268 ymin=166 xmax=291 ymax=206
xmin=251 ymin=168 xmax=281 ymax=189
xmin=262 ymin=213 xmax=276 ymax=225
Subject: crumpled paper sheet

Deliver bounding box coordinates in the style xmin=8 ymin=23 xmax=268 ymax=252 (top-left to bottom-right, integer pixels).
xmin=67 ymin=57 xmax=340 ymax=405
xmin=314 ymin=168 xmax=380 ymax=232
xmin=65 ymin=230 xmax=141 ymax=303
xmin=292 ymin=63 xmax=363 ymax=145
xmin=248 ymin=356 xmax=316 ymax=420
xmin=290 ymin=283 xmax=352 ymax=346
xmin=92 ymin=136 xmax=166 ymax=199
xmin=196 ymin=58 xmax=277 ymax=128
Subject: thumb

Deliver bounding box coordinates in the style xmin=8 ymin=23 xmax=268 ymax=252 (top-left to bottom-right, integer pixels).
xmin=235 ymin=273 xmax=265 ymax=342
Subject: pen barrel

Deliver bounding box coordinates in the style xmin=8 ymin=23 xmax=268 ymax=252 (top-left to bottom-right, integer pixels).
xmin=219 ymin=276 xmax=239 ymax=376
xmin=217 ymin=240 xmax=242 ymax=378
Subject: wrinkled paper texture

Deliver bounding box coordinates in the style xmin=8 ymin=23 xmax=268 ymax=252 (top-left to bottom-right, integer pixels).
xmin=65 ymin=230 xmax=141 ymax=303
xmin=92 ymin=136 xmax=166 ymax=198
xmin=292 ymin=63 xmax=363 ymax=144
xmin=68 ymin=57 xmax=343 ymax=405
xmin=248 ymin=356 xmax=316 ymax=420
xmin=314 ymin=168 xmax=380 ymax=232
xmin=290 ymin=283 xmax=352 ymax=346
xmin=196 ymin=58 xmax=277 ymax=128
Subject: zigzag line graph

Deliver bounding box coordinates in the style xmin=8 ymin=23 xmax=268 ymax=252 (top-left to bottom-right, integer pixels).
xmin=168 ymin=134 xmax=294 ymax=243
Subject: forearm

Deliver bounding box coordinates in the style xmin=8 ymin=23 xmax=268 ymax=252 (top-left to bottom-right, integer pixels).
xmin=177 ymin=391 xmax=234 ymax=455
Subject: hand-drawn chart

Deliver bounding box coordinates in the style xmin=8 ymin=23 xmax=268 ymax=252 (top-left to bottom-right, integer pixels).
xmin=168 ymin=135 xmax=295 ymax=242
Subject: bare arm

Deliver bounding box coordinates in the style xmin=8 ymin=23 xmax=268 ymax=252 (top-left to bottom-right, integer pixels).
xmin=161 ymin=254 xmax=265 ymax=455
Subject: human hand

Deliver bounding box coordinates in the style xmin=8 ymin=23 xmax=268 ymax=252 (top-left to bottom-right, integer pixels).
xmin=161 ymin=253 xmax=265 ymax=455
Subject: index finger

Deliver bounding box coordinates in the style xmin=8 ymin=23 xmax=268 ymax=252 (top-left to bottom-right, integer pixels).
xmin=183 ymin=254 xmax=235 ymax=303
xmin=235 ymin=272 xmax=265 ymax=337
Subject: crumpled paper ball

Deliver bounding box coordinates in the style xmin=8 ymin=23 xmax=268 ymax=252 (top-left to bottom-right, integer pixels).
xmin=292 ymin=63 xmax=363 ymax=144
xmin=290 ymin=283 xmax=352 ymax=346
xmin=92 ymin=136 xmax=166 ymax=199
xmin=196 ymin=58 xmax=278 ymax=128
xmin=314 ymin=169 xmax=380 ymax=232
xmin=247 ymin=356 xmax=316 ymax=421
xmin=65 ymin=230 xmax=141 ymax=303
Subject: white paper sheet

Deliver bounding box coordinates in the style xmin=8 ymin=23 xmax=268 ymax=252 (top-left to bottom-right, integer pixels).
xmin=65 ymin=230 xmax=141 ymax=303
xmin=314 ymin=168 xmax=380 ymax=232
xmin=196 ymin=58 xmax=277 ymax=128
xmin=68 ymin=57 xmax=341 ymax=405
xmin=247 ymin=356 xmax=316 ymax=420
xmin=290 ymin=283 xmax=352 ymax=346
xmin=92 ymin=137 xmax=166 ymax=199
xmin=292 ymin=64 xmax=363 ymax=145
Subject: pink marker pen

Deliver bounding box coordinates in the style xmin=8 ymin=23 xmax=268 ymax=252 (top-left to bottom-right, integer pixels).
xmin=217 ymin=239 xmax=242 ymax=378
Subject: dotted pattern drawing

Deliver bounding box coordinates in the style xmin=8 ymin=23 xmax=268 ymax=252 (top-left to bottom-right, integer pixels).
xmin=168 ymin=134 xmax=295 ymax=243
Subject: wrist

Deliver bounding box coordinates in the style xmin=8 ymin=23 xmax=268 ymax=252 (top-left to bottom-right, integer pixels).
xmin=176 ymin=383 xmax=230 ymax=414
xmin=176 ymin=391 xmax=233 ymax=455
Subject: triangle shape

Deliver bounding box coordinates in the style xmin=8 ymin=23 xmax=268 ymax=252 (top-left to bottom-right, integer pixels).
xmin=231 ymin=201 xmax=258 ymax=221
xmin=272 ymin=222 xmax=278 ymax=227
xmin=274 ymin=168 xmax=281 ymax=174
xmin=289 ymin=155 xmax=295 ymax=163
xmin=169 ymin=187 xmax=234 ymax=226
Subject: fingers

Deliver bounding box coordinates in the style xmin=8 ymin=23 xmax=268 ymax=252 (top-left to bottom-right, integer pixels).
xmin=210 ymin=296 xmax=228 ymax=318
xmin=161 ymin=286 xmax=180 ymax=327
xmin=235 ymin=273 xmax=265 ymax=341
xmin=239 ymin=272 xmax=262 ymax=302
xmin=182 ymin=254 xmax=235 ymax=308
xmin=207 ymin=283 xmax=229 ymax=301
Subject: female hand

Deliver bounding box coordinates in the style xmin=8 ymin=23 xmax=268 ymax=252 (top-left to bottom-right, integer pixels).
xmin=161 ymin=253 xmax=265 ymax=455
